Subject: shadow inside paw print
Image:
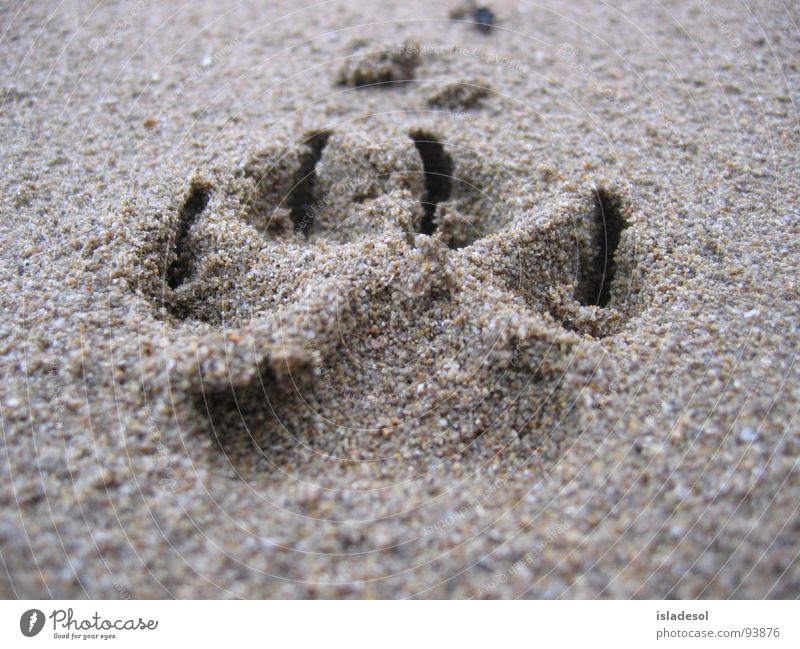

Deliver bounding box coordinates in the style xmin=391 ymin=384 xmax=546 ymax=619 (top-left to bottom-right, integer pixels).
xmin=573 ymin=189 xmax=630 ymax=309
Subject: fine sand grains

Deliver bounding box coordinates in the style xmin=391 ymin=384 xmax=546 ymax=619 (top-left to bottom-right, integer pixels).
xmin=0 ymin=0 xmax=798 ymax=598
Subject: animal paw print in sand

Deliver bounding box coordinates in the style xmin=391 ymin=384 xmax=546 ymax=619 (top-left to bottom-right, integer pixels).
xmin=144 ymin=123 xmax=637 ymax=475
xmin=164 ymin=127 xmax=633 ymax=327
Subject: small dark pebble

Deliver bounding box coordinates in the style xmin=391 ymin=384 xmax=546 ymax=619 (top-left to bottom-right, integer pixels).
xmin=473 ymin=7 xmax=494 ymax=34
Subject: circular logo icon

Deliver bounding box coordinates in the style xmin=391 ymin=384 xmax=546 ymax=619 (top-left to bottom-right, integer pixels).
xmin=20 ymin=609 xmax=45 ymax=637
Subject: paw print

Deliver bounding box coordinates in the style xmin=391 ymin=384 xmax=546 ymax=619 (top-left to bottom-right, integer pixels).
xmin=136 ymin=86 xmax=638 ymax=475
xmin=161 ymin=128 xmax=633 ymax=331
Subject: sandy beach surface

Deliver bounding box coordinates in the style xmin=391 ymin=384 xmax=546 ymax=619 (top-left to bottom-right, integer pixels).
xmin=1 ymin=0 xmax=798 ymax=598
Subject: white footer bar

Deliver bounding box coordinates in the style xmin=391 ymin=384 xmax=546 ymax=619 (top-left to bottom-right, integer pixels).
xmin=1 ymin=600 xmax=796 ymax=648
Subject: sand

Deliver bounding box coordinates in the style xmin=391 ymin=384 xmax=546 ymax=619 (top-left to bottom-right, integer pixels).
xmin=1 ymin=0 xmax=798 ymax=598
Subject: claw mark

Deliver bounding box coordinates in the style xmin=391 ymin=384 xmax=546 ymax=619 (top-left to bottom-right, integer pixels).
xmin=410 ymin=131 xmax=453 ymax=236
xmin=574 ymin=188 xmax=628 ymax=307
xmin=288 ymin=131 xmax=331 ymax=237
xmin=167 ymin=180 xmax=211 ymax=289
